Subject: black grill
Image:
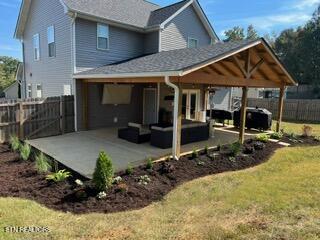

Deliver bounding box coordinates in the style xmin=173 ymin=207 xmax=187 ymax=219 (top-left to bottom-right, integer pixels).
xmin=234 ymin=107 xmax=272 ymax=131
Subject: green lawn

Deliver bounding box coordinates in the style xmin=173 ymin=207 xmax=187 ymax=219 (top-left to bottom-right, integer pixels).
xmin=273 ymin=121 xmax=320 ymax=136
xmin=1 ymin=122 xmax=320 ymax=240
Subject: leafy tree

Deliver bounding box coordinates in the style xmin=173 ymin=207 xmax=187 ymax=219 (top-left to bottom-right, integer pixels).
xmin=224 ymin=25 xmax=260 ymax=42
xmin=0 ymin=56 xmax=19 ymax=91
xmin=224 ymin=26 xmax=245 ymax=41
xmin=247 ymin=24 xmax=259 ymax=40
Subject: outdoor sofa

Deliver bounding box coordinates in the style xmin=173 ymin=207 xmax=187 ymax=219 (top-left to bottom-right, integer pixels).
xmin=118 ymin=122 xmax=151 ymax=144
xmin=150 ymin=120 xmax=210 ymax=149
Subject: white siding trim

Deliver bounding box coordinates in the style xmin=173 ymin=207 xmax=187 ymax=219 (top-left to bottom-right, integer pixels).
xmin=160 ymin=0 xmax=193 ymax=28
xmin=158 ymin=29 xmax=162 ymax=52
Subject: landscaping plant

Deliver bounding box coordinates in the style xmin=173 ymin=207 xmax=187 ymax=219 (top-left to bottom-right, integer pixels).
xmin=302 ymin=125 xmax=313 ymax=137
xmin=192 ymin=149 xmax=199 ymax=159
xmin=255 ymin=133 xmax=270 ymax=143
xmin=35 ymin=152 xmax=51 ymax=173
xmin=270 ymin=132 xmax=283 ymax=140
xmin=126 ymin=163 xmax=134 ymax=175
xmin=46 ymin=169 xmax=71 ymax=182
xmin=230 ymin=141 xmax=242 ymax=157
xmin=93 ymin=151 xmax=114 ymax=191
xmin=9 ymin=135 xmax=20 ymax=152
xmin=204 ymin=145 xmax=209 ymax=155
xmin=146 ymin=157 xmax=153 ymax=169
xmin=20 ymin=142 xmax=31 ymax=161
xmin=138 ymin=175 xmax=151 ymax=185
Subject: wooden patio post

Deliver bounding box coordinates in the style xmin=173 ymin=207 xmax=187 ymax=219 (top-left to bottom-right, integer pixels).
xmin=239 ymin=86 xmax=248 ymax=144
xmin=276 ymin=86 xmax=285 ymax=133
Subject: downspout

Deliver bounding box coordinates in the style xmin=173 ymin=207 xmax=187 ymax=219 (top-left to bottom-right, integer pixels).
xmin=164 ymin=75 xmax=180 ymax=160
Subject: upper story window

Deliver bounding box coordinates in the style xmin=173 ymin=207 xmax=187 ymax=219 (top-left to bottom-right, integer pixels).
xmin=97 ymin=23 xmax=109 ymax=50
xmin=33 ymin=34 xmax=40 ymax=61
xmin=47 ymin=26 xmax=56 ymax=57
xmin=188 ymin=38 xmax=198 ymax=48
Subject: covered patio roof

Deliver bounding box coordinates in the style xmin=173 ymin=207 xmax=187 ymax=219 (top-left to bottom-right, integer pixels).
xmin=75 ymin=38 xmax=296 ymax=88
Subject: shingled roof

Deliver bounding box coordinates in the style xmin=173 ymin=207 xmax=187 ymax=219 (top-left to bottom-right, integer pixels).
xmin=75 ymin=39 xmax=260 ymax=76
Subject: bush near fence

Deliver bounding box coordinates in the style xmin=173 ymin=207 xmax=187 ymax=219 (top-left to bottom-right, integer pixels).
xmin=0 ymin=96 xmax=75 ymax=143
xmin=248 ymin=98 xmax=320 ymax=122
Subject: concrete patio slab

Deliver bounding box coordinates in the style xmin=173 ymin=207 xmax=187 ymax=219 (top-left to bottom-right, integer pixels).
xmin=27 ymin=127 xmax=253 ymax=179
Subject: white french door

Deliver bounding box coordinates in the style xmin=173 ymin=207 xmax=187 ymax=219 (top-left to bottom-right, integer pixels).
xmin=182 ymin=90 xmax=200 ymax=120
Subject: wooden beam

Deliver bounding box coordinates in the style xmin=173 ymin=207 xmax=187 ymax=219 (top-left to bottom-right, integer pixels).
xmin=82 ymin=82 xmax=89 ymax=130
xmin=245 ymin=49 xmax=251 ymax=76
xmin=217 ymin=61 xmax=241 ymax=77
xmin=239 ymin=87 xmax=248 ymax=144
xmin=177 ymin=72 xmax=282 ymax=88
xmin=208 ymin=65 xmax=224 ymax=75
xmin=232 ymin=55 xmax=247 ymax=78
xmin=248 ymin=58 xmax=264 ymax=78
xmin=276 ymin=86 xmax=286 ymax=132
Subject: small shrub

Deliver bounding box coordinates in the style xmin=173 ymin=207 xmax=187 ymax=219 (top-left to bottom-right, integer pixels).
xmin=75 ymin=189 xmax=87 ymax=200
xmin=126 ymin=163 xmax=134 ymax=175
xmin=204 ymin=146 xmax=209 ymax=155
xmin=230 ymin=142 xmax=242 ymax=157
xmin=46 ymin=169 xmax=71 ymax=182
xmin=138 ymin=175 xmax=151 ymax=185
xmin=191 ymin=149 xmax=198 ymax=159
xmin=9 ymin=135 xmax=20 ymax=152
xmin=270 ymin=132 xmax=283 ymax=140
xmin=35 ymin=152 xmax=51 ymax=173
xmin=255 ymin=134 xmax=270 ymax=143
xmin=97 ymin=191 xmax=107 ymax=199
xmin=116 ymin=183 xmax=129 ymax=193
xmin=146 ymin=157 xmax=153 ymax=169
xmin=20 ymin=142 xmax=31 ymax=161
xmin=254 ymin=142 xmax=265 ymax=150
xmin=113 ymin=176 xmax=123 ymax=184
xmin=197 ymin=160 xmax=205 ymax=166
xmin=160 ymin=162 xmax=175 ymax=174
xmin=302 ymin=125 xmax=313 ymax=137
xmin=75 ymin=179 xmax=84 ymax=186
xmin=93 ymin=151 xmax=114 ymax=191
xmin=216 ymin=144 xmax=221 ymax=152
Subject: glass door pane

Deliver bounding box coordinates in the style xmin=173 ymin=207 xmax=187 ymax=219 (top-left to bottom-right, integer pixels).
xmin=182 ymin=94 xmax=187 ymax=119
xmin=190 ymin=93 xmax=197 ymax=120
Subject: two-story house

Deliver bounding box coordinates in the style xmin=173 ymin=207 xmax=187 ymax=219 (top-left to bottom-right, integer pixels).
xmin=15 ymin=0 xmax=295 ymax=160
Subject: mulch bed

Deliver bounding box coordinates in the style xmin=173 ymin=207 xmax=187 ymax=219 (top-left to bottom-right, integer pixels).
xmin=0 ymin=135 xmax=319 ymax=214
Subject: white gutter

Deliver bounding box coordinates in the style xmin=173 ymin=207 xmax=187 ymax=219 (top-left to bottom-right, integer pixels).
xmin=164 ymin=75 xmax=180 ymax=160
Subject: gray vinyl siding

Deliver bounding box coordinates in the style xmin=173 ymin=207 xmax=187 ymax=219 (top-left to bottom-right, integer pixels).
xmin=161 ymin=5 xmax=211 ymax=51
xmin=144 ymin=31 xmax=159 ymax=54
xmin=76 ymin=82 xmax=144 ymax=130
xmin=23 ymin=0 xmax=72 ymax=97
xmin=75 ymin=18 xmax=145 ymax=72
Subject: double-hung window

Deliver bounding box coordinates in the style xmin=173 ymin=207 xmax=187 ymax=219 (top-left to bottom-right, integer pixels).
xmin=47 ymin=26 xmax=56 ymax=57
xmin=33 ymin=34 xmax=40 ymax=61
xmin=188 ymin=38 xmax=198 ymax=48
xmin=97 ymin=23 xmax=109 ymax=50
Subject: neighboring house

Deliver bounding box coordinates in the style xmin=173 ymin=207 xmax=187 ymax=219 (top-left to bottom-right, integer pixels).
xmin=2 ymin=62 xmax=22 ymax=99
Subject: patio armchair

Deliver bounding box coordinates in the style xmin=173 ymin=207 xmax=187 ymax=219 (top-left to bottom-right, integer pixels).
xmin=118 ymin=123 xmax=151 ymax=144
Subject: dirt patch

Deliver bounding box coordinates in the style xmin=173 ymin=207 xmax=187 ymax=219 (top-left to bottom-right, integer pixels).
xmin=0 ymin=137 xmax=318 ymax=214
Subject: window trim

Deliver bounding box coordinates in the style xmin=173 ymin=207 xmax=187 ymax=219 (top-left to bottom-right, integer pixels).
xmin=47 ymin=25 xmax=56 ymax=58
xmin=27 ymin=84 xmax=32 ymax=98
xmin=187 ymin=37 xmax=198 ymax=48
xmin=36 ymin=84 xmax=42 ymax=98
xmin=33 ymin=33 xmax=40 ymax=61
xmin=97 ymin=23 xmax=109 ymax=51
xmin=63 ymin=84 xmax=72 ymax=96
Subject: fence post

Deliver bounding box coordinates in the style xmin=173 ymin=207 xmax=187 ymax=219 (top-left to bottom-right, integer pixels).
xmin=19 ymin=101 xmax=24 ymax=139
xmin=60 ymin=96 xmax=65 ymax=134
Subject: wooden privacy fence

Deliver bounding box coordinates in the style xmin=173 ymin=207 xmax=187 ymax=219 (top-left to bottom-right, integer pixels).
xmin=248 ymin=98 xmax=320 ymax=122
xmin=0 ymin=96 xmax=75 ymax=143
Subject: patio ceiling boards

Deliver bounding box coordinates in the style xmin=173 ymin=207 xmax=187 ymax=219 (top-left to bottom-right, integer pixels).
xmin=74 ymin=38 xmax=297 ymax=88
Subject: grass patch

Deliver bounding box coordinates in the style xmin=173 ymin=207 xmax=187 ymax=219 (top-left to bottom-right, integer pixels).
xmin=273 ymin=121 xmax=320 ymax=136
xmin=1 ymin=144 xmax=319 ymax=239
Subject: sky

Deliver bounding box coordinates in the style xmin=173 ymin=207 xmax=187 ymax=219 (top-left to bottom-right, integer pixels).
xmin=0 ymin=0 xmax=319 ymax=60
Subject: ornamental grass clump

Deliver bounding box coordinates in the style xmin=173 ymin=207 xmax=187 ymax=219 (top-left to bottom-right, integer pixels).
xmin=270 ymin=132 xmax=283 ymax=140
xmin=9 ymin=135 xmax=20 ymax=152
xmin=146 ymin=157 xmax=153 ymax=169
xmin=35 ymin=152 xmax=51 ymax=173
xmin=20 ymin=142 xmax=31 ymax=161
xmin=93 ymin=151 xmax=114 ymax=192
